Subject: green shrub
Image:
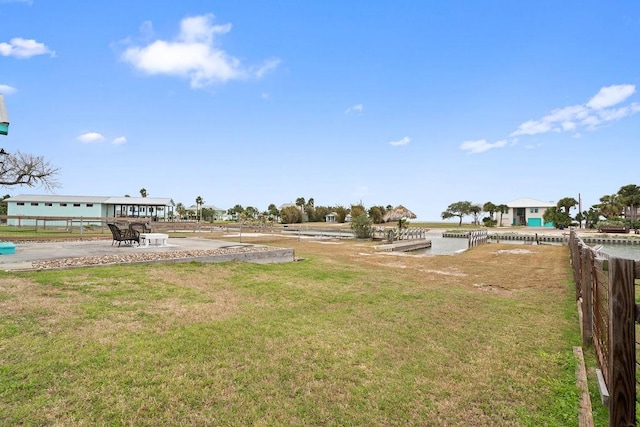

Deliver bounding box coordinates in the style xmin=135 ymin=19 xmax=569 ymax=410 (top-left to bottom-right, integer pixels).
xmin=350 ymin=214 xmax=373 ymax=238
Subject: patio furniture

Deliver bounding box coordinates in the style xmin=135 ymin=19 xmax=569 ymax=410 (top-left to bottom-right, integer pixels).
xmin=107 ymin=223 xmax=140 ymax=247
xmin=130 ymin=222 xmax=152 ymax=234
xmin=139 ymin=233 xmax=169 ymax=247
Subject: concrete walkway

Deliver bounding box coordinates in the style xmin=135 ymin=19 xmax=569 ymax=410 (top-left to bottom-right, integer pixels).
xmin=0 ymin=237 xmax=295 ymax=271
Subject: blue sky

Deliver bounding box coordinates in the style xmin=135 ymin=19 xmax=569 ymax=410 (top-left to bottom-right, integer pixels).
xmin=1 ymin=1 xmax=639 ymax=220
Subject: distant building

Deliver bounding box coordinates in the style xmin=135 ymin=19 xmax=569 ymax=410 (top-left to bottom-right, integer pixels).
xmin=325 ymin=212 xmax=338 ymax=223
xmin=187 ymin=204 xmax=226 ymax=221
xmin=502 ymin=197 xmax=556 ymax=227
xmin=5 ymin=194 xmax=175 ymax=226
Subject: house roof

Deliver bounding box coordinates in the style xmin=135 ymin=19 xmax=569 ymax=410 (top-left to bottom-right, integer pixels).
xmin=7 ymin=194 xmax=174 ymax=206
xmin=506 ymin=197 xmax=556 ymax=208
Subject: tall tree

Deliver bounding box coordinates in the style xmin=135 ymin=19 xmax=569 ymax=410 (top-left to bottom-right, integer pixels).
xmin=176 ymin=202 xmax=186 ymax=220
xmin=350 ymin=203 xmax=366 ymax=219
xmin=597 ymin=194 xmax=623 ymax=219
xmin=556 ymin=197 xmax=578 ymax=214
xmin=441 ymin=201 xmax=473 ymax=226
xmin=617 ymin=184 xmax=640 ymax=224
xmin=305 ymin=198 xmax=316 ymax=221
xmin=496 ymin=204 xmax=509 ymax=227
xmin=140 ymin=188 xmax=148 ymax=198
xmin=195 ymin=196 xmax=204 ymax=221
xmin=267 ymin=203 xmax=279 ymax=220
xmin=0 ymin=150 xmax=59 ymax=190
xmin=245 ymin=206 xmax=258 ymax=219
xmin=469 ymin=203 xmax=483 ymax=226
xmin=368 ymin=206 xmax=385 ymax=224
xmin=482 ymin=202 xmax=497 ymax=221
xmin=0 ymin=194 xmax=9 ymax=215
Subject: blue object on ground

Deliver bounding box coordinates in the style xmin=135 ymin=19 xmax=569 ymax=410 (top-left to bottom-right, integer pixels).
xmin=0 ymin=241 xmax=16 ymax=254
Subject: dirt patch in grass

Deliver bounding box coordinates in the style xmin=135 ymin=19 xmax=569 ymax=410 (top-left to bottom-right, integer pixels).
xmin=0 ymin=276 xmax=79 ymax=326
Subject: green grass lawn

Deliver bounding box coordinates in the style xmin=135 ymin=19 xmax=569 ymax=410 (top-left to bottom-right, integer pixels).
xmin=0 ymin=241 xmax=593 ymax=425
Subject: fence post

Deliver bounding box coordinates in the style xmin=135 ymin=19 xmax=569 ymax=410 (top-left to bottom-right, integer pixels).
xmin=608 ymin=257 xmax=636 ymax=426
xmin=580 ymin=246 xmax=593 ymax=346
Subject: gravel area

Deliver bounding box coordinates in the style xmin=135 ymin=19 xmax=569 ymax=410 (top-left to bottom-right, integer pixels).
xmin=31 ymin=246 xmax=275 ymax=270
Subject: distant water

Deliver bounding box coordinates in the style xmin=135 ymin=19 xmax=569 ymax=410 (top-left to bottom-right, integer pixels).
xmin=402 ymin=234 xmax=469 ymax=256
xmin=599 ymin=245 xmax=640 ymax=261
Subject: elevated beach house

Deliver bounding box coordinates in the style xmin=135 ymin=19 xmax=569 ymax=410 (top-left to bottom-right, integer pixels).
xmin=501 ymin=197 xmax=556 ymax=227
xmin=5 ymin=194 xmax=175 ymax=226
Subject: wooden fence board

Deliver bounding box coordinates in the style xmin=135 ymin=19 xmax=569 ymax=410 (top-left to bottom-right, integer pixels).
xmin=608 ymin=257 xmax=636 ymax=426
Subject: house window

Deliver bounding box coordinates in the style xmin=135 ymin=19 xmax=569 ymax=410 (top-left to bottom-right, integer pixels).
xmin=60 ymin=203 xmax=67 ymax=207
xmin=86 ymin=203 xmax=93 ymax=207
xmin=31 ymin=202 xmax=39 ymax=206
xmin=530 ymin=207 xmax=539 ymax=213
xmin=17 ymin=202 xmax=24 ymax=206
xmin=45 ymin=203 xmax=53 ymax=207
xmin=73 ymin=203 xmax=81 ymax=207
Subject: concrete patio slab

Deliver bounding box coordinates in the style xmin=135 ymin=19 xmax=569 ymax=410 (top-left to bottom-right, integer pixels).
xmin=0 ymin=237 xmax=295 ymax=271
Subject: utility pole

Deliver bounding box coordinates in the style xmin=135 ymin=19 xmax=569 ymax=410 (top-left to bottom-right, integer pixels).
xmin=578 ymin=193 xmax=582 ymax=229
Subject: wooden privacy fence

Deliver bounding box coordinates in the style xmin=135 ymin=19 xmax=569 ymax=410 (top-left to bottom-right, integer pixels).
xmin=569 ymin=229 xmax=640 ymax=426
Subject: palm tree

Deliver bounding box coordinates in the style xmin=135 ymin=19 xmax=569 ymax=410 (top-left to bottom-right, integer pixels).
xmin=496 ymin=204 xmax=509 ymax=227
xmin=139 ymin=188 xmax=147 ymax=198
xmin=597 ymin=194 xmax=623 ymax=219
xmin=618 ymin=184 xmax=640 ymax=224
xmin=195 ymin=196 xmax=204 ymax=221
xmin=176 ymin=202 xmax=186 ymax=220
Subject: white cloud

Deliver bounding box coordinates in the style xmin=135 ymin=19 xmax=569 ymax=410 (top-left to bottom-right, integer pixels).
xmin=510 ymin=119 xmax=553 ymax=136
xmin=345 ymin=104 xmax=364 ymax=114
xmin=121 ymin=14 xmax=279 ymax=88
xmin=389 ymin=136 xmax=410 ymax=146
xmin=460 ymin=139 xmax=507 ymax=154
xmin=0 ymin=84 xmax=17 ymax=95
xmin=77 ymin=132 xmax=106 ymax=143
xmin=586 ymin=84 xmax=635 ymax=110
xmin=0 ymin=37 xmax=55 ymax=59
xmin=112 ymin=136 xmax=127 ymax=145
xmin=510 ymin=84 xmax=638 ymax=137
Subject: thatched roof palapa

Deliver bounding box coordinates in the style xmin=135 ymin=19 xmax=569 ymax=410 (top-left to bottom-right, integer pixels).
xmin=383 ymin=205 xmax=417 ymax=229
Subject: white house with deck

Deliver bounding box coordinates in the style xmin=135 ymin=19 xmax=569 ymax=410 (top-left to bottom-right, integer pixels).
xmin=5 ymin=194 xmax=175 ymax=226
xmin=500 ymin=197 xmax=556 ymax=227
